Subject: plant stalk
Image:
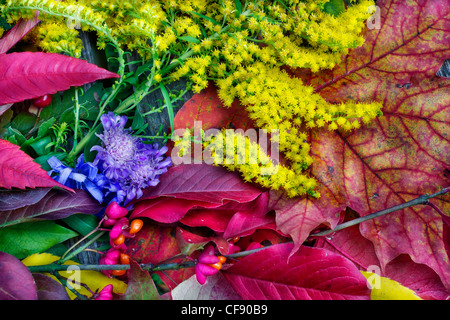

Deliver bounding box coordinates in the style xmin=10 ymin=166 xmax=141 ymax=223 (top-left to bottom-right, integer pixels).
xmin=310 ymin=187 xmax=449 ymax=237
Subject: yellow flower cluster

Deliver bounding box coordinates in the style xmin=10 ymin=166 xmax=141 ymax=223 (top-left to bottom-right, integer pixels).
xmin=216 ymin=62 xmax=382 ymax=187
xmin=173 ymin=128 xmax=319 ymax=198
xmin=28 ymin=18 xmax=82 ymax=57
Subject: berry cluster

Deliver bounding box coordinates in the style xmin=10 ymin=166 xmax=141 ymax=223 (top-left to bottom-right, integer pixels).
xmin=195 ymin=245 xmax=227 ymax=285
xmin=99 ymin=201 xmax=143 ymax=278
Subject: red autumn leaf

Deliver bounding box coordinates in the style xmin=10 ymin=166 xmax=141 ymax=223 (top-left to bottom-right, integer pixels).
xmin=223 ymin=243 xmax=371 ymax=300
xmin=0 ymin=251 xmax=37 ymax=300
xmin=180 ymin=191 xmax=272 ymax=238
xmin=0 ymin=51 xmax=120 ymax=105
xmin=0 ymin=139 xmax=72 ymax=192
xmin=271 ymin=0 xmax=450 ymax=287
xmin=174 ymin=83 xmax=254 ymax=131
xmin=314 ymin=225 xmax=450 ymax=299
xmin=138 ymin=163 xmax=263 ymax=203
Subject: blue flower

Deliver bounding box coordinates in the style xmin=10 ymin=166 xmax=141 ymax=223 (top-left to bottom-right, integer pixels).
xmin=47 ymin=154 xmax=124 ymax=204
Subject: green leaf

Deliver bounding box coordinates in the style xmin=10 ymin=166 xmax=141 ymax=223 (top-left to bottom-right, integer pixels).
xmin=10 ymin=113 xmax=36 ymax=134
xmin=0 ymin=221 xmax=78 ymax=259
xmin=37 ymin=117 xmax=56 ymax=138
xmin=323 ymin=0 xmax=346 ymax=16
xmin=234 ymin=0 xmax=243 ymax=14
xmin=160 ymin=83 xmax=175 ymax=132
xmin=178 ymin=36 xmax=201 ymax=44
xmin=30 ymin=135 xmax=52 ymax=156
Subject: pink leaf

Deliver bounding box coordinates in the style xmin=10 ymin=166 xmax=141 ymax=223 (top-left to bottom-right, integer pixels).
xmin=0 ymin=139 xmax=73 ymax=192
xmin=0 ymin=52 xmax=120 ymax=104
xmin=223 ymin=243 xmax=370 ymax=300
xmin=138 ymin=163 xmax=263 ymax=203
xmin=131 ymin=164 xmax=264 ymax=224
xmin=0 ymin=18 xmax=40 ymax=54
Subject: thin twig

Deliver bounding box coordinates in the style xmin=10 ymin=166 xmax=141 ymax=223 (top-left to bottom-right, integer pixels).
xmin=310 ymin=187 xmax=449 ymax=237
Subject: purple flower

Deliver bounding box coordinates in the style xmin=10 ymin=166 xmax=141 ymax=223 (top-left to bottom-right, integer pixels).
xmin=91 ymin=112 xmax=172 ymax=204
xmin=91 ymin=112 xmax=141 ymax=180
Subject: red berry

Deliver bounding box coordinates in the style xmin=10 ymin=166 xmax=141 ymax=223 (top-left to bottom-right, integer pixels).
xmin=31 ymin=94 xmax=52 ymax=108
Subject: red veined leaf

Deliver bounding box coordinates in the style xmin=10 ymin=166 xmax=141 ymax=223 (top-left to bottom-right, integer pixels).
xmin=174 ymin=83 xmax=254 ymax=131
xmin=223 ymin=243 xmax=371 ymax=300
xmin=125 ymin=223 xmax=194 ymax=290
xmin=0 ymin=51 xmax=119 ymax=105
xmin=0 ymin=139 xmax=72 ymax=192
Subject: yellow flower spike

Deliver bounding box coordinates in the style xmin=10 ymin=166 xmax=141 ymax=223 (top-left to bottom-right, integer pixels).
xmin=22 ymin=253 xmax=127 ymax=300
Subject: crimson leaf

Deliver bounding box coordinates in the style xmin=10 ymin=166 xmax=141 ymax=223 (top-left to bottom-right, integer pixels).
xmin=0 ymin=51 xmax=119 ymax=105
xmin=223 ymin=243 xmax=371 ymax=300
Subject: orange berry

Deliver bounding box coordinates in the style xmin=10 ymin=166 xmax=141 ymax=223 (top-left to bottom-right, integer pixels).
xmin=207 ymin=262 xmax=223 ymax=271
xmin=119 ymin=253 xmax=130 ymax=265
xmin=129 ymin=219 xmax=144 ymax=234
xmin=111 ymin=269 xmax=126 ymax=276
xmin=113 ymin=233 xmax=125 ymax=246
xmin=217 ymin=256 xmax=227 ymax=264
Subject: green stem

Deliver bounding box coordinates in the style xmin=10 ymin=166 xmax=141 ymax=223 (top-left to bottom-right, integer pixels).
xmin=159 ymin=83 xmax=175 ymax=132
xmin=66 ymin=124 xmax=99 ymax=163
xmin=58 ymin=231 xmax=105 ymax=264
xmin=72 ymin=88 xmax=80 ymax=150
